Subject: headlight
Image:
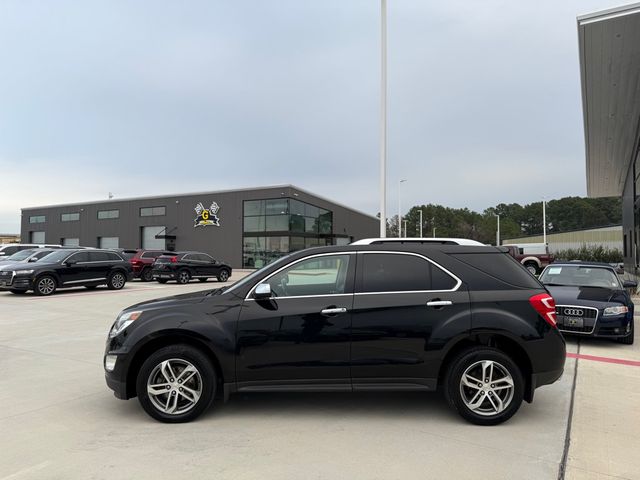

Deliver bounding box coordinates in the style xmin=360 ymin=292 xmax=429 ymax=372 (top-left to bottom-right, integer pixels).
xmin=603 ymin=305 xmax=629 ymax=316
xmin=14 ymin=269 xmax=34 ymax=275
xmin=109 ymin=310 xmax=142 ymax=337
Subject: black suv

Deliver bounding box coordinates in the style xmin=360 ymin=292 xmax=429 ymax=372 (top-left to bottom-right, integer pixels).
xmin=152 ymin=252 xmax=232 ymax=284
xmin=104 ymin=244 xmax=565 ymax=425
xmin=0 ymin=249 xmax=133 ymax=295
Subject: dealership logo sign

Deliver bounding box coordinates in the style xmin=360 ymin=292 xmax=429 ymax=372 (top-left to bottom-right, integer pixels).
xmin=194 ymin=202 xmax=221 ymax=228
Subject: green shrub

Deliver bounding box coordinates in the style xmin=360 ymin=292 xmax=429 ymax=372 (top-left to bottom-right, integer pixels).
xmin=554 ymin=244 xmax=623 ymax=263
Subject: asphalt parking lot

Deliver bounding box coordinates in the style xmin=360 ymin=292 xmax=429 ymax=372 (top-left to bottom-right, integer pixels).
xmin=0 ymin=275 xmax=638 ymax=480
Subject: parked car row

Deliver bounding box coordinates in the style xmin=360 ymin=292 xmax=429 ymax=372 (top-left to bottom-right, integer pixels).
xmin=0 ymin=246 xmax=232 ymax=296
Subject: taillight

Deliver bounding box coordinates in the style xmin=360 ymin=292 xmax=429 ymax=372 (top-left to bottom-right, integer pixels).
xmin=170 ymin=256 xmax=178 ymax=263
xmin=529 ymin=293 xmax=557 ymax=328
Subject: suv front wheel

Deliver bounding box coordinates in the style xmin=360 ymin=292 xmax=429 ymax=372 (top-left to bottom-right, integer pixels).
xmin=136 ymin=345 xmax=216 ymax=423
xmin=34 ymin=275 xmax=57 ymax=296
xmin=445 ymin=347 xmax=524 ymax=426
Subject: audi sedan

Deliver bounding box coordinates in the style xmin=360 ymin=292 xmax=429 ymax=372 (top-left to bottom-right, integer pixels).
xmin=539 ymin=261 xmax=636 ymax=344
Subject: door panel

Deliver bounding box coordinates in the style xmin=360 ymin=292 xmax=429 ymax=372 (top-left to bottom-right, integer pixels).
xmin=350 ymin=251 xmax=471 ymax=387
xmin=235 ymin=252 xmax=356 ymax=388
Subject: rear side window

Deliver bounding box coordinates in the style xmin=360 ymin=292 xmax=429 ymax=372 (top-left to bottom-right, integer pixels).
xmin=360 ymin=253 xmax=457 ymax=293
xmin=452 ymin=252 xmax=542 ymax=288
xmin=89 ymin=252 xmax=110 ymax=262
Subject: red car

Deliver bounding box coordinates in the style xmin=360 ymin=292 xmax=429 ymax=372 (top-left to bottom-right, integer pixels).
xmin=118 ymin=249 xmax=175 ymax=282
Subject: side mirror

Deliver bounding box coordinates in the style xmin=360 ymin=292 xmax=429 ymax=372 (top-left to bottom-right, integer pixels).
xmin=623 ymin=280 xmax=637 ymax=288
xmin=65 ymin=259 xmax=77 ymax=266
xmin=254 ymin=283 xmax=272 ymax=299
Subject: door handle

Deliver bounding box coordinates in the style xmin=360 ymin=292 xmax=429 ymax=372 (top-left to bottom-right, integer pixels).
xmin=321 ymin=307 xmax=347 ymax=316
xmin=426 ymin=300 xmax=452 ymax=307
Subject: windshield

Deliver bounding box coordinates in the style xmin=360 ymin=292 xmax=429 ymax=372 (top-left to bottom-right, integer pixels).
xmin=5 ymin=249 xmax=39 ymax=261
xmin=225 ymin=254 xmax=294 ymax=294
xmin=35 ymin=249 xmax=75 ymax=264
xmin=540 ymin=265 xmax=621 ymax=289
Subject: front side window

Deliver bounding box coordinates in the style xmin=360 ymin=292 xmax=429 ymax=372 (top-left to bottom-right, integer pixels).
xmin=67 ymin=251 xmax=90 ymax=263
xmin=360 ymin=253 xmax=457 ymax=293
xmin=264 ymin=254 xmax=351 ymax=297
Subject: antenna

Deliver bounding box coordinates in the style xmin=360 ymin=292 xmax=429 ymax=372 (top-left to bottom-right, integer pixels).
xmin=108 ymin=192 xmax=114 ymax=200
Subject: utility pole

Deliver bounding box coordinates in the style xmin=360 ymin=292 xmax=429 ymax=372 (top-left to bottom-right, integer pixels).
xmin=495 ymin=214 xmax=500 ymax=246
xmin=403 ymin=220 xmax=407 ymax=237
xmin=398 ymin=179 xmax=406 ymax=238
xmin=542 ymin=199 xmax=547 ymax=245
xmin=419 ymin=209 xmax=423 ymax=237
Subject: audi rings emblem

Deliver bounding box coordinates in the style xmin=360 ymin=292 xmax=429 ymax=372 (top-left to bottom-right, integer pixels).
xmin=564 ymin=308 xmax=584 ymax=316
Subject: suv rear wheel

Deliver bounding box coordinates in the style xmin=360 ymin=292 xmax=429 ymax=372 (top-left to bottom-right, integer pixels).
xmin=177 ymin=269 xmax=191 ymax=284
xmin=34 ymin=275 xmax=57 ymax=296
xmin=217 ymin=269 xmax=230 ymax=282
xmin=136 ymin=344 xmax=216 ymax=423
xmin=107 ymin=271 xmax=126 ymax=290
xmin=141 ymin=268 xmax=154 ymax=282
xmin=445 ymin=347 xmax=524 ymax=426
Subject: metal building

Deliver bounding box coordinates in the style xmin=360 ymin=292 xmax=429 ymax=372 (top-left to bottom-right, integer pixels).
xmin=578 ymin=3 xmax=640 ymax=278
xmin=503 ymin=225 xmax=622 ymax=253
xmin=20 ymin=185 xmax=378 ymax=269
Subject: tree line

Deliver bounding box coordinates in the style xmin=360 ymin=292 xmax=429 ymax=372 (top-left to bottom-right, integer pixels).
xmin=385 ymin=196 xmax=622 ymax=244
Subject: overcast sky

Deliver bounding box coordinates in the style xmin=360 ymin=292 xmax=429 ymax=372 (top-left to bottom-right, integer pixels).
xmin=0 ymin=0 xmax=625 ymax=233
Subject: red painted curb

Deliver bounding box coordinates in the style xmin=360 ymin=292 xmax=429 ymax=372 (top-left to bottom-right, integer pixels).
xmin=567 ymin=352 xmax=640 ymax=367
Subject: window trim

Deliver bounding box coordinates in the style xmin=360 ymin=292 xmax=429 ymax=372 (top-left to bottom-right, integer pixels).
xmin=244 ymin=252 xmax=356 ymax=300
xmin=355 ymin=251 xmax=462 ymax=295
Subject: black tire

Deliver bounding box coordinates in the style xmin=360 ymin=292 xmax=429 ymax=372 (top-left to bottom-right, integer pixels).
xmin=198 ymin=278 xmax=208 ymax=283
xmin=136 ymin=344 xmax=216 ymax=423
xmin=176 ymin=269 xmax=191 ymax=285
xmin=618 ymin=322 xmax=634 ymax=345
xmin=523 ymin=262 xmax=539 ymax=275
xmin=157 ymin=279 xmax=168 ymax=284
xmin=10 ymin=289 xmax=27 ymax=294
xmin=107 ymin=271 xmax=127 ymax=290
xmin=140 ymin=268 xmax=154 ymax=282
xmin=217 ymin=269 xmax=230 ymax=282
xmin=85 ymin=285 xmax=98 ymax=290
xmin=444 ymin=347 xmax=524 ymax=426
xmin=34 ymin=275 xmax=57 ymax=296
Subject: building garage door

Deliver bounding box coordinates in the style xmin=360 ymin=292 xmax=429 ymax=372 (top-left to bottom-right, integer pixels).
xmin=99 ymin=237 xmax=119 ymax=249
xmin=31 ymin=231 xmax=45 ymax=244
xmin=62 ymin=238 xmax=80 ymax=247
xmin=142 ymin=226 xmax=166 ymax=250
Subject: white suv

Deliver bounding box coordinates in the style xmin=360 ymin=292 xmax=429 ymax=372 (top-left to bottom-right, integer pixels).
xmin=0 ymin=244 xmax=62 ymax=257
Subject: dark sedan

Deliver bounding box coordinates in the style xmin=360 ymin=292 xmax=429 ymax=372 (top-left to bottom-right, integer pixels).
xmin=539 ymin=262 xmax=636 ymax=344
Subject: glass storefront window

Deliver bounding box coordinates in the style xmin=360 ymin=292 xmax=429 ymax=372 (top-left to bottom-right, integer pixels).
xmin=244 ymin=216 xmax=266 ymax=232
xmin=266 ymin=215 xmax=289 ymax=231
xmin=265 ymin=199 xmax=288 ymax=215
xmin=244 ymin=200 xmax=265 ymax=216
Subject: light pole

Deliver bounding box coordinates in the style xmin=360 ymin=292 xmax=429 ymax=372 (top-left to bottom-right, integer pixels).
xmin=398 ymin=179 xmax=406 ymax=238
xmin=542 ymin=198 xmax=547 ymax=246
xmin=419 ymin=209 xmax=423 ymax=237
xmin=495 ymin=214 xmax=500 ymax=246
xmin=379 ymin=0 xmax=387 ymax=237
xmin=403 ymin=220 xmax=407 ymax=237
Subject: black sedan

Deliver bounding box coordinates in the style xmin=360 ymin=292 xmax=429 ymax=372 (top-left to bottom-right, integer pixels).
xmin=152 ymin=252 xmax=232 ymax=284
xmin=539 ymin=261 xmax=636 ymax=344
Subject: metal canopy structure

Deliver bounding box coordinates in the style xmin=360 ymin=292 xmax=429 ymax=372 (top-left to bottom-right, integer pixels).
xmin=578 ymin=3 xmax=640 ymax=197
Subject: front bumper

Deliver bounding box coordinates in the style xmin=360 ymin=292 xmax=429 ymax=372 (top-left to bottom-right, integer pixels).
xmin=0 ymin=274 xmax=32 ymax=291
xmin=559 ymin=312 xmax=633 ymax=338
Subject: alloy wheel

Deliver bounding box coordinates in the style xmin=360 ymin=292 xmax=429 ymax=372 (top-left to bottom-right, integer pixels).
xmin=111 ymin=273 xmax=125 ymax=289
xmin=178 ymin=271 xmax=190 ymax=284
xmin=37 ymin=277 xmax=56 ymax=295
xmin=459 ymin=360 xmax=514 ymax=417
xmin=218 ymin=270 xmax=229 ymax=282
xmin=146 ymin=359 xmax=203 ymax=415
